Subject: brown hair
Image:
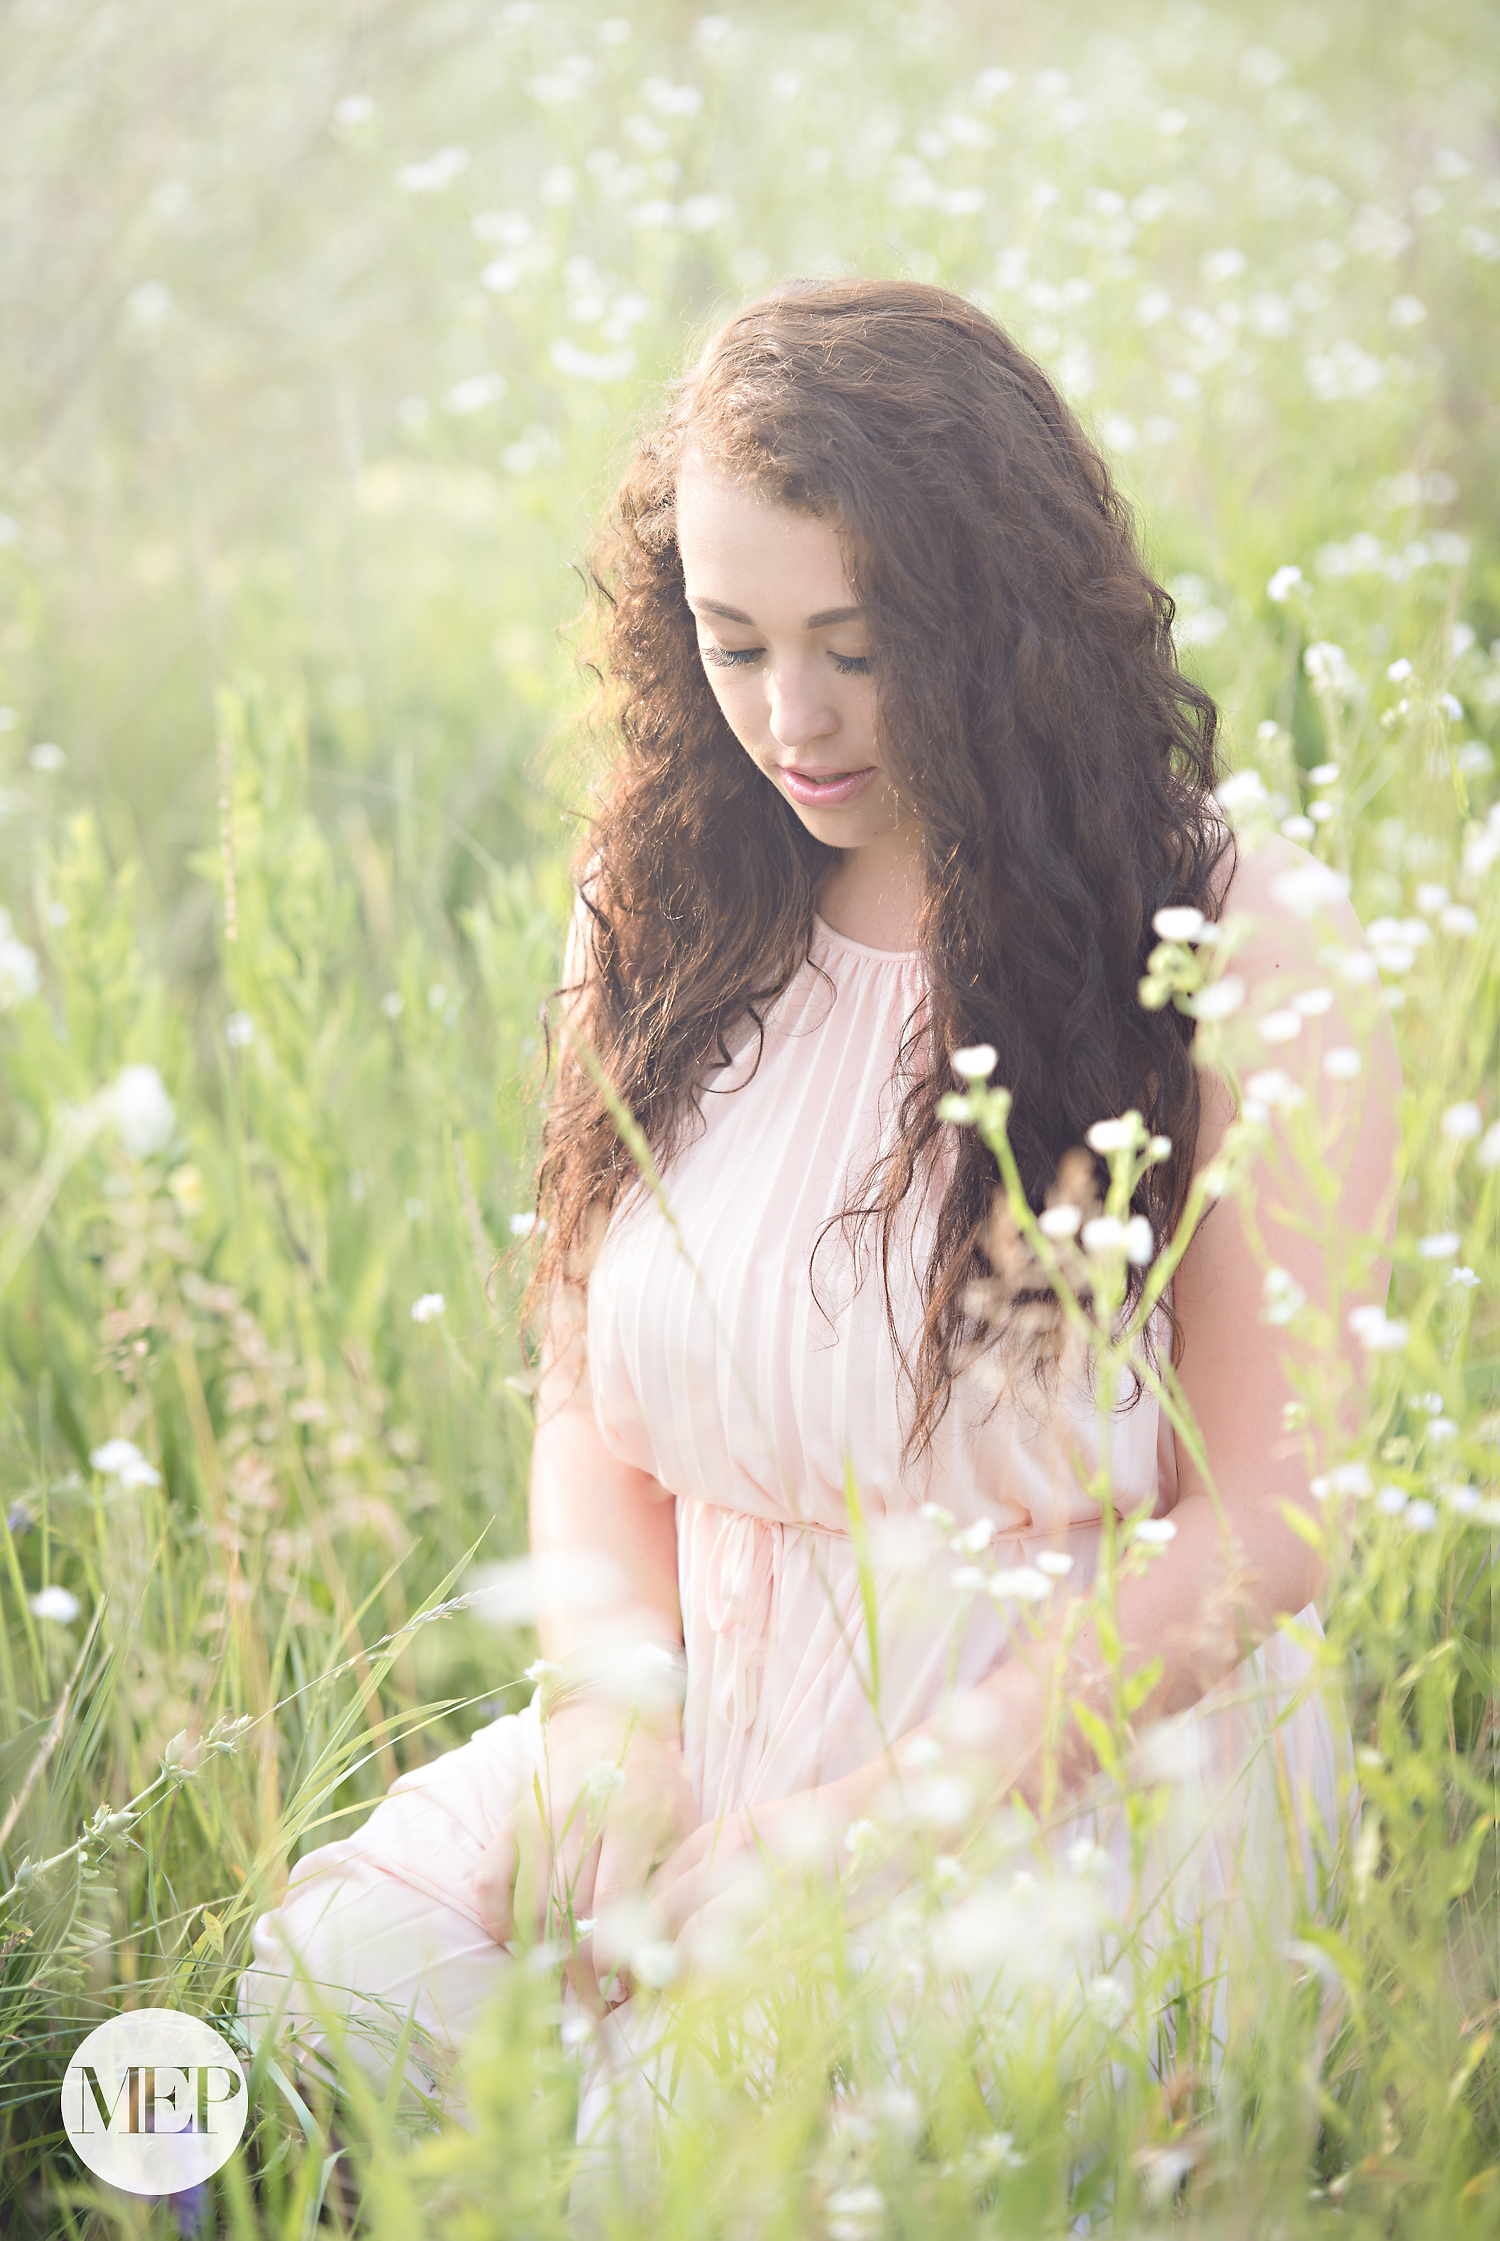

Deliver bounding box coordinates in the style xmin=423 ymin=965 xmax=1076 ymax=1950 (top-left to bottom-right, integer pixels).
xmin=530 ymin=277 xmax=1230 ymax=1456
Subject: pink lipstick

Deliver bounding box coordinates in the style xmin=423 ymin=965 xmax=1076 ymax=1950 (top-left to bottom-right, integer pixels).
xmin=779 ymin=765 xmax=877 ymax=808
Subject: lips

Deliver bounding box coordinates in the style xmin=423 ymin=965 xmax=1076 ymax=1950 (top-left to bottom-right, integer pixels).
xmin=778 ymin=764 xmax=877 ymax=809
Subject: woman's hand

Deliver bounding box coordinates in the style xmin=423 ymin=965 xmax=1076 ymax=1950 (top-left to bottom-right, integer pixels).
xmin=645 ymin=1783 xmax=851 ymax=1953
xmin=473 ymin=1696 xmax=697 ymax=2006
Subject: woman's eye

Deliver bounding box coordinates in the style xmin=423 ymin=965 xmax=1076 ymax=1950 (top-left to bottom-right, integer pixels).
xmin=831 ymin=653 xmax=872 ymax=675
xmin=699 ymin=643 xmax=761 ymax=669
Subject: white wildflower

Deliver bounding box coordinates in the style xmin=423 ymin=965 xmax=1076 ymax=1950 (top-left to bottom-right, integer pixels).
xmin=1374 ymin=1485 xmax=1408 ymax=1516
xmin=987 ymin=1565 xmax=1053 ymax=1602
xmin=1329 ymin=1462 xmax=1372 ymax=1497
xmin=106 ymin=1064 xmax=175 ymax=1158
xmin=410 ymin=1293 xmax=446 ymax=1323
xmin=1309 ymin=762 xmax=1340 ymax=786
xmin=1185 ymin=975 xmax=1246 ymax=1021
xmin=1038 ymin=1203 xmax=1082 ymax=1240
xmin=1448 ymin=1266 xmax=1480 ymax=1289
xmin=224 ymin=1011 xmax=255 ymax=1049
xmin=1081 ymin=1215 xmax=1127 ymax=1255
xmin=951 ymin=1518 xmax=995 ymax=1554
xmin=1133 ymin=1516 xmax=1177 ymax=1545
xmin=1386 ymin=657 xmax=1413 ymax=682
xmin=30 ymin=1585 xmax=81 ymax=1624
xmin=1086 ymin=1114 xmax=1143 ymax=1153
xmin=1152 ymin=905 xmax=1205 ymax=941
xmin=1324 ymin=1046 xmax=1362 ymax=1079
xmin=1439 ymin=904 xmax=1479 ymax=937
xmin=1304 ymin=640 xmax=1354 ymax=697
xmin=899 ymin=1735 xmax=945 ymax=1773
xmin=629 ymin=1937 xmax=679 ymax=1988
xmin=1348 ymin=1305 xmax=1408 ymax=1352
xmin=1266 ymin=564 xmax=1305 ymax=603
xmin=395 ymin=146 xmax=470 ymax=194
xmin=584 ymin=1759 xmax=627 ymax=1801
xmin=1214 ymin=771 xmax=1270 ymax=819
xmin=1417 ymin=1233 xmax=1461 ymax=1259
xmin=1124 ymin=1215 xmax=1154 ymax=1265
xmin=1035 ymin=1550 xmax=1074 ymax=1577
xmin=1245 ymin=1069 xmax=1303 ymax=1109
xmin=1441 ymin=1101 xmax=1483 ymax=1142
xmin=933 ymin=1871 xmax=1104 ymax=1980
xmin=1088 ymin=1973 xmax=1131 ymax=2028
xmin=509 ymin=1210 xmax=542 ymax=1237
xmin=1479 ymin=1122 xmax=1500 ymax=1171
xmin=1261 ymin=1267 xmax=1306 ymax=1324
xmin=1258 ymin=1009 xmax=1304 ymax=1044
xmin=89 ymin=1437 xmax=162 ymax=1489
xmin=951 ymin=1043 xmax=998 ymax=1081
xmin=950 ymin=1565 xmax=989 ymax=1593
xmin=1293 ymin=986 xmax=1335 ymax=1015
xmin=1270 ymin=861 xmax=1351 ymax=918
xmin=826 ymin=2185 xmax=885 ymax=2239
xmin=1065 ymin=1836 xmax=1109 ymax=1876
xmin=444 ymin=373 xmax=505 ymax=416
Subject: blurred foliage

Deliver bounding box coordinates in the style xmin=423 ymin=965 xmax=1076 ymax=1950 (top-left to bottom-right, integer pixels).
xmin=0 ymin=0 xmax=1497 ymax=2233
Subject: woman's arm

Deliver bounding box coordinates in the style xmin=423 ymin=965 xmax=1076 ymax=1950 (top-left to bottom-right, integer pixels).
xmin=528 ymin=1272 xmax=682 ymax=1663
xmin=477 ymin=1277 xmax=692 ymax=1974
xmin=847 ymin=833 xmax=1403 ymax=1815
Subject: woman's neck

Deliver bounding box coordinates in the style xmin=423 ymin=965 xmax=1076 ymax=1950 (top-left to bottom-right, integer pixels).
xmin=815 ymin=821 xmax=925 ymax=953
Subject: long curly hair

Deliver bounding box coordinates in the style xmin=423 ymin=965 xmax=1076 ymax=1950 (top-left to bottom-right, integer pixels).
xmin=530 ymin=277 xmax=1231 ymax=1459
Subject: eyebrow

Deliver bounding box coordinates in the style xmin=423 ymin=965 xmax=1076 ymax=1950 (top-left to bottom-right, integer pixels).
xmin=691 ymin=598 xmax=864 ymax=629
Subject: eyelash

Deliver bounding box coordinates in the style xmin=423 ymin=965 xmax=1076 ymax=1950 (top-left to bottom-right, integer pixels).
xmin=700 ymin=645 xmax=873 ymax=675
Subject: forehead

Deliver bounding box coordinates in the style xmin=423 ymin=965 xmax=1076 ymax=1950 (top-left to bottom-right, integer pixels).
xmin=674 ymin=462 xmax=853 ymax=613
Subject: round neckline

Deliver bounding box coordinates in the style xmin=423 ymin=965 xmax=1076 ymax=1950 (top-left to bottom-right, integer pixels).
xmin=810 ymin=911 xmax=922 ymax=965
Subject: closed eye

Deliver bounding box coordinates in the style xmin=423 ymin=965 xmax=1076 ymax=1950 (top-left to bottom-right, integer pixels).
xmin=698 ymin=643 xmax=873 ymax=675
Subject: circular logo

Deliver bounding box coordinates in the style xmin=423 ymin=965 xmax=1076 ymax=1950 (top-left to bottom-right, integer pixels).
xmin=61 ymin=2008 xmax=248 ymax=2195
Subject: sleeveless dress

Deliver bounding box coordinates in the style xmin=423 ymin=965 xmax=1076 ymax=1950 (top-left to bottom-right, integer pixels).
xmin=241 ymin=914 xmax=1347 ymax=2093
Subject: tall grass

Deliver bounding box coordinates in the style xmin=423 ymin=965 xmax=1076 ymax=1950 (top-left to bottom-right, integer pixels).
xmin=0 ymin=1 xmax=1495 ymax=2233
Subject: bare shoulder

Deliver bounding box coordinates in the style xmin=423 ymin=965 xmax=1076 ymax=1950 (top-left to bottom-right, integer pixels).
xmin=1191 ymin=829 xmax=1401 ymax=1172
xmin=1216 ymin=829 xmax=1367 ymax=961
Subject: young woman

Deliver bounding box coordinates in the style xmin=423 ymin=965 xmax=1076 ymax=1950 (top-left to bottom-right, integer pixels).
xmin=242 ymin=279 xmax=1399 ymax=2100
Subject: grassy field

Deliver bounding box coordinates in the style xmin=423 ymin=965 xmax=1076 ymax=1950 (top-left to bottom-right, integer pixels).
xmin=0 ymin=0 xmax=1496 ymax=2232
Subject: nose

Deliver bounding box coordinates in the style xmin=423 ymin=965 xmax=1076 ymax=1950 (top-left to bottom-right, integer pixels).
xmin=767 ymin=664 xmax=838 ymax=754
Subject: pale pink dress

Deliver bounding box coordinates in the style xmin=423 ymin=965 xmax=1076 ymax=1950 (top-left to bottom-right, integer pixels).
xmin=242 ymin=914 xmax=1346 ymax=2092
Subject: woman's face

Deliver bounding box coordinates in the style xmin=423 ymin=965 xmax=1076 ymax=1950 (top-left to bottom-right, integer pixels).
xmin=674 ymin=460 xmax=911 ymax=856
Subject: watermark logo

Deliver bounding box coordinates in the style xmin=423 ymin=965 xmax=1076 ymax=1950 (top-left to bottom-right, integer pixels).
xmin=61 ymin=2008 xmax=247 ymax=2195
